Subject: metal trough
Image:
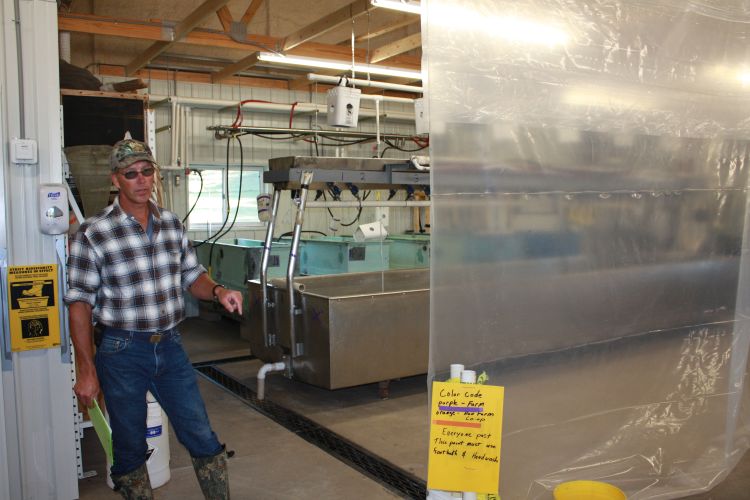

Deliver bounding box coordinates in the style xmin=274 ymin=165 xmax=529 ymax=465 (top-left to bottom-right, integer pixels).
xmin=244 ymin=268 xmax=429 ymax=389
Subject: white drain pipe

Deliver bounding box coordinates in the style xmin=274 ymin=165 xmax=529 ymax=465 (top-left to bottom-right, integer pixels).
xmin=257 ymin=362 xmax=286 ymax=400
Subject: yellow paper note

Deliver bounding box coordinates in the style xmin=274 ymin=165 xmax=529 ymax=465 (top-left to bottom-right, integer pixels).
xmin=427 ymin=381 xmax=504 ymax=494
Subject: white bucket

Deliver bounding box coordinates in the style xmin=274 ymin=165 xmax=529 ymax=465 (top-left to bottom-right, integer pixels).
xmin=106 ymin=392 xmax=171 ymax=489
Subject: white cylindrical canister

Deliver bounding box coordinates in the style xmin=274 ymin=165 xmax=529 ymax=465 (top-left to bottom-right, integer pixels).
xmin=106 ymin=392 xmax=171 ymax=489
xmin=353 ymin=221 xmax=388 ymax=242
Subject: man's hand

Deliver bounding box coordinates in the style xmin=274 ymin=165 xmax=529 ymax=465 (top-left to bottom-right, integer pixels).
xmin=75 ymin=369 xmax=100 ymax=408
xmin=216 ymin=287 xmax=243 ymax=315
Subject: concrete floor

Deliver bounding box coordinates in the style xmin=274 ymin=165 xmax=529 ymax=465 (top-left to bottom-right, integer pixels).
xmin=78 ymin=317 xmax=750 ymax=499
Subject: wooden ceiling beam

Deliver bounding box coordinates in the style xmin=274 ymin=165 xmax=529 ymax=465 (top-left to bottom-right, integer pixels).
xmin=212 ymin=51 xmax=260 ymax=82
xmin=369 ymin=32 xmax=421 ymax=63
xmin=282 ymin=0 xmax=374 ymax=52
xmin=98 ymin=64 xmax=289 ymax=89
xmin=58 ymin=13 xmax=421 ymax=70
xmin=355 ymin=18 xmax=419 ymax=43
xmin=216 ymin=6 xmax=233 ymax=32
xmin=240 ymin=0 xmax=264 ymax=25
xmin=124 ymin=0 xmax=232 ymax=76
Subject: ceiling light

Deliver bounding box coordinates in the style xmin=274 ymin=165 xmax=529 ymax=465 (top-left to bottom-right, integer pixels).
xmin=371 ymin=0 xmax=421 ymax=15
xmin=256 ymin=53 xmax=422 ymax=80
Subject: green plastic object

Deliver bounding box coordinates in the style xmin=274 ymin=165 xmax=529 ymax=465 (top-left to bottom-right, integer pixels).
xmin=89 ymin=400 xmax=113 ymax=464
xmin=298 ymin=236 xmax=390 ymax=275
xmin=387 ymin=234 xmax=430 ymax=269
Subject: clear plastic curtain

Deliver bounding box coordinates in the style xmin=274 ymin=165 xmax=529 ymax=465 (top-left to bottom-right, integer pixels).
xmin=425 ymin=1 xmax=750 ymax=497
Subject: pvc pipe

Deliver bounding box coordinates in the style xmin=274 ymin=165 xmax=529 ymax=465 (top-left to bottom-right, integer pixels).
xmin=411 ymin=155 xmax=430 ymax=171
xmin=170 ymin=101 xmax=178 ymax=166
xmin=305 ymin=200 xmax=430 ymax=208
xmin=461 ymin=369 xmax=478 ymax=500
xmin=185 ymin=106 xmax=192 ymax=171
xmin=148 ymin=95 xmax=415 ymax=121
xmin=181 ymin=105 xmax=188 ymax=166
xmin=360 ymin=94 xmax=414 ymax=104
xmin=257 ymin=361 xmax=286 ymax=400
xmin=152 ymin=95 xmax=323 ymax=113
xmin=306 ymin=73 xmax=423 ymax=94
xmin=376 ymin=100 xmax=381 ymax=146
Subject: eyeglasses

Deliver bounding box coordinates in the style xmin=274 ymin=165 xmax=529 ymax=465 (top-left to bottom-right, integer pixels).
xmin=119 ymin=167 xmax=156 ymax=180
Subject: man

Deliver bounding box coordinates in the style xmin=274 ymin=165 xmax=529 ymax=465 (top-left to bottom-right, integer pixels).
xmin=65 ymin=139 xmax=243 ymax=499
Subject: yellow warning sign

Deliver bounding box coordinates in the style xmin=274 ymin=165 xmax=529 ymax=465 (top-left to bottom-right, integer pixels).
xmin=8 ymin=264 xmax=61 ymax=352
xmin=427 ymin=381 xmax=505 ymax=495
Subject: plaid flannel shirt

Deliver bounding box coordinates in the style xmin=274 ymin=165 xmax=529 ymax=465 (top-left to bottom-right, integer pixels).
xmin=64 ymin=197 xmax=205 ymax=331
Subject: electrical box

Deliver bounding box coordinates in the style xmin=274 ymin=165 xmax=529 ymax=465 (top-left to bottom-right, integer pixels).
xmin=414 ymin=97 xmax=429 ymax=135
xmin=10 ymin=138 xmax=38 ymax=164
xmin=39 ymin=184 xmax=69 ymax=235
xmin=327 ymin=85 xmax=361 ymax=128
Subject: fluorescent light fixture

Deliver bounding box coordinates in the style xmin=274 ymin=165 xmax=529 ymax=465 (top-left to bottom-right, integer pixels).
xmin=256 ymin=53 xmax=422 ymax=80
xmin=371 ymin=0 xmax=421 ymax=14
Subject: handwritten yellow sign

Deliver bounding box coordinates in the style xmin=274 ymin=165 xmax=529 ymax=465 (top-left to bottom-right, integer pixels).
xmin=8 ymin=264 xmax=61 ymax=352
xmin=427 ymin=381 xmax=504 ymax=494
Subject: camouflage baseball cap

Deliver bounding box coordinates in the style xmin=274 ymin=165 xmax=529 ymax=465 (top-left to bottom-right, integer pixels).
xmin=110 ymin=139 xmax=157 ymax=171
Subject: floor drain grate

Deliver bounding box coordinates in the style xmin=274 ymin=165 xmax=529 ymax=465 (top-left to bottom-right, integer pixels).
xmin=192 ymin=354 xmax=255 ymax=368
xmin=195 ymin=364 xmax=427 ymax=499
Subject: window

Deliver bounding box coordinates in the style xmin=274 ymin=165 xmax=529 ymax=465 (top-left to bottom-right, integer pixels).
xmin=187 ymin=165 xmax=264 ymax=230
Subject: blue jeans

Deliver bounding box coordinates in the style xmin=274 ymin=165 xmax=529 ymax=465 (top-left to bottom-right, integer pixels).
xmin=95 ymin=326 xmax=222 ymax=476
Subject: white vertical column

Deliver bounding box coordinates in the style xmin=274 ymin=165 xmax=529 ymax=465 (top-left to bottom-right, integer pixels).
xmin=0 ymin=0 xmax=78 ymax=498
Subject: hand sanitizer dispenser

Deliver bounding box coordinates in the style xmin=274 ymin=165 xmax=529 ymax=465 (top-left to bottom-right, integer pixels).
xmin=39 ymin=184 xmax=69 ymax=235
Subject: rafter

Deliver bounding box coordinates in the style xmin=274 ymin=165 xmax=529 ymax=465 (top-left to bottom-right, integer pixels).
xmin=369 ymin=32 xmax=421 ymax=63
xmin=216 ymin=6 xmax=232 ymax=32
xmin=282 ymin=0 xmax=375 ymax=52
xmin=240 ymin=0 xmax=264 ymax=25
xmin=124 ymin=0 xmax=232 ymax=76
xmin=58 ymin=13 xmax=421 ymax=69
xmin=355 ymin=18 xmax=419 ymax=43
xmin=212 ymin=52 xmax=260 ymax=82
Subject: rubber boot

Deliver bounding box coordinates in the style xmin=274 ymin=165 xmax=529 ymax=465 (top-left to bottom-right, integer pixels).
xmin=111 ymin=463 xmax=153 ymax=500
xmin=191 ymin=446 xmax=230 ymax=500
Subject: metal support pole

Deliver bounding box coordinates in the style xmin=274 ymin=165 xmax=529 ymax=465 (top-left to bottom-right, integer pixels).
xmin=260 ymin=189 xmax=281 ymax=347
xmin=55 ymin=237 xmax=71 ymax=363
xmin=0 ymin=248 xmax=11 ymax=371
xmin=287 ymin=171 xmax=314 ymax=366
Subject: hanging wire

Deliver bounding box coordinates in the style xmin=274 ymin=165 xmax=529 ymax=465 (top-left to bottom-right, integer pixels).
xmin=209 ymin=136 xmax=245 ymax=244
xmin=182 ymin=169 xmax=203 ymax=225
xmin=192 ymin=136 xmax=233 ymax=250
xmin=351 ymin=17 xmax=357 ymax=81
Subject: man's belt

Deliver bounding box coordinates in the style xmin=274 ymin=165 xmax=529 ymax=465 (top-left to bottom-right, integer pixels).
xmin=101 ymin=326 xmax=178 ymax=343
